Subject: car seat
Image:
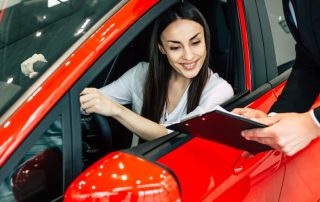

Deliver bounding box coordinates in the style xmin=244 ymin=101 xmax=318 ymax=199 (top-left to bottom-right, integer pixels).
xmin=188 ymin=0 xmax=235 ymax=90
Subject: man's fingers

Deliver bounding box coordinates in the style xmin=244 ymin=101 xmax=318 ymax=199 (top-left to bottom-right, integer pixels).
xmin=251 ymin=115 xmax=280 ymax=126
xmin=244 ymin=135 xmax=273 ymax=145
xmin=242 ymin=112 xmax=257 ymax=119
xmin=232 ymin=108 xmax=268 ymax=119
xmin=232 ymin=108 xmax=248 ymax=115
xmin=241 ymin=128 xmax=282 ymax=150
xmin=241 ymin=126 xmax=276 ymax=139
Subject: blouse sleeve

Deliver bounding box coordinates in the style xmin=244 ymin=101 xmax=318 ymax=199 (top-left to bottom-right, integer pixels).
xmin=99 ymin=62 xmax=148 ymax=105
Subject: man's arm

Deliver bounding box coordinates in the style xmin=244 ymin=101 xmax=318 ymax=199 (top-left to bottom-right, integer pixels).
xmin=270 ymin=44 xmax=320 ymax=113
xmin=241 ymin=112 xmax=320 ymax=156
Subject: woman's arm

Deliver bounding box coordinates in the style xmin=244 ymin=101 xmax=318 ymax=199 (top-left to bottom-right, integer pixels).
xmin=80 ymin=88 xmax=168 ymax=140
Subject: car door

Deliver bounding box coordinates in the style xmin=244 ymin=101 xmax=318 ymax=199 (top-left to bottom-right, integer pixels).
xmin=64 ymin=0 xmax=286 ymax=201
xmin=0 ymin=95 xmax=72 ymax=202
xmin=0 ymin=0 xmax=155 ymax=201
xmin=61 ymin=0 xmax=299 ymax=200
xmin=262 ymin=0 xmax=320 ymax=201
xmin=210 ymin=0 xmax=286 ymax=200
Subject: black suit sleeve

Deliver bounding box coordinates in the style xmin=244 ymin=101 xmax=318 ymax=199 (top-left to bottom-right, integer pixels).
xmin=270 ymin=44 xmax=320 ymax=113
xmin=271 ymin=0 xmax=320 ymax=113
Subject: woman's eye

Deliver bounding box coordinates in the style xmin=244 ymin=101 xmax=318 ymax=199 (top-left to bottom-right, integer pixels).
xmin=169 ymin=46 xmax=180 ymax=50
xmin=192 ymin=40 xmax=201 ymax=46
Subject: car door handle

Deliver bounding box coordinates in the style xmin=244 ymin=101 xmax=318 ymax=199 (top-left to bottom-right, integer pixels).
xmin=233 ymin=150 xmax=282 ymax=175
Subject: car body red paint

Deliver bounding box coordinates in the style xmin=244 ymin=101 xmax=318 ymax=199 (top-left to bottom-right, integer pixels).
xmin=0 ymin=0 xmax=319 ymax=201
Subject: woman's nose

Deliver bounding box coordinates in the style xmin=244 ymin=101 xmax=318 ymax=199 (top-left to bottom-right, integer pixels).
xmin=182 ymin=47 xmax=193 ymax=60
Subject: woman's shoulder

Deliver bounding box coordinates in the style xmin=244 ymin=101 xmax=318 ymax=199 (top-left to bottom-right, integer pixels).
xmin=125 ymin=62 xmax=149 ymax=89
xmin=120 ymin=61 xmax=149 ymax=81
xmin=205 ymin=70 xmax=234 ymax=94
xmin=131 ymin=61 xmax=149 ymax=74
xmin=197 ymin=69 xmax=234 ymax=107
xmin=119 ymin=62 xmax=145 ymax=80
xmin=207 ymin=70 xmax=228 ymax=84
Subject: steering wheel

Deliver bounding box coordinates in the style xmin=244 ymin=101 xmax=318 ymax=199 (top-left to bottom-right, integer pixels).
xmin=93 ymin=113 xmax=112 ymax=153
xmin=81 ymin=113 xmax=112 ymax=166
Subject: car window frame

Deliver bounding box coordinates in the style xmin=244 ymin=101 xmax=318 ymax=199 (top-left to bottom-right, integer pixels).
xmin=225 ymin=0 xmax=281 ymax=109
xmin=0 ymin=93 xmax=72 ymax=199
xmin=242 ymin=0 xmax=278 ymax=89
xmin=69 ymin=0 xmax=180 ymax=176
xmin=74 ymin=0 xmax=248 ymax=161
xmin=263 ymin=0 xmax=296 ymax=73
xmin=242 ymin=0 xmax=295 ymax=104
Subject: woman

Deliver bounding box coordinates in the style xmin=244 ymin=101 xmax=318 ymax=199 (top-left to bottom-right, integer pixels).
xmin=80 ymin=2 xmax=234 ymax=140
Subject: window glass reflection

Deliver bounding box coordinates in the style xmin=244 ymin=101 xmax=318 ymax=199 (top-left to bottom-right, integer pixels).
xmin=0 ymin=116 xmax=63 ymax=201
xmin=264 ymin=0 xmax=296 ymax=68
xmin=0 ymin=0 xmax=119 ymax=115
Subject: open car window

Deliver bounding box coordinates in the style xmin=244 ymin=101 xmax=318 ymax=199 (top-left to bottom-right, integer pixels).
xmin=0 ymin=0 xmax=120 ymax=116
xmin=264 ymin=0 xmax=296 ymax=73
xmin=76 ymin=0 xmax=246 ymax=167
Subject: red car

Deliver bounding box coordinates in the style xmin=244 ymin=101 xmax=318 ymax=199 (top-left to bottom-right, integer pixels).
xmin=0 ymin=0 xmax=319 ymax=201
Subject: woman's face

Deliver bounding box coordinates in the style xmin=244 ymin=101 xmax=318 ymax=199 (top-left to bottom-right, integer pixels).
xmin=159 ymin=19 xmax=206 ymax=80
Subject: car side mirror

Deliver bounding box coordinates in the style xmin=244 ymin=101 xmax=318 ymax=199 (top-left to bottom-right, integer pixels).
xmin=11 ymin=147 xmax=63 ymax=201
xmin=64 ymin=151 xmax=181 ymax=201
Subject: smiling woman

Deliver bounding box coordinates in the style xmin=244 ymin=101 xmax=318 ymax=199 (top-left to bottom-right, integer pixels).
xmin=158 ymin=19 xmax=206 ymax=80
xmin=79 ymin=2 xmax=234 ymax=141
xmin=0 ymin=0 xmax=120 ymax=118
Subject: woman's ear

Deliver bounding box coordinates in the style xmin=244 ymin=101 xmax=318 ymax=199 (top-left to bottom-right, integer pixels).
xmin=158 ymin=44 xmax=166 ymax=54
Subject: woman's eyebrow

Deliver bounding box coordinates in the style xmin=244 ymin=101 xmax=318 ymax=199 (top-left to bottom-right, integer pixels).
xmin=166 ymin=33 xmax=201 ymax=44
xmin=190 ymin=33 xmax=201 ymax=40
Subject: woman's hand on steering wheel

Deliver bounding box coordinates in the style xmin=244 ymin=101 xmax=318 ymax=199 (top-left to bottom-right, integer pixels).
xmin=80 ymin=88 xmax=122 ymax=117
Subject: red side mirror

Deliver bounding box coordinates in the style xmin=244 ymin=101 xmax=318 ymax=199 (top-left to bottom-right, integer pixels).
xmin=65 ymin=151 xmax=181 ymax=201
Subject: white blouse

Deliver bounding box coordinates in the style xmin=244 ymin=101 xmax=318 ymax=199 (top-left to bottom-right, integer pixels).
xmin=99 ymin=62 xmax=234 ymax=126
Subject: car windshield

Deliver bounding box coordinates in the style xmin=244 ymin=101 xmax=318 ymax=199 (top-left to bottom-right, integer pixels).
xmin=0 ymin=0 xmax=120 ymax=116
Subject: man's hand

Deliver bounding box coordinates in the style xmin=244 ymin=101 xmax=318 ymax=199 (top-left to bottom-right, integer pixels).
xmin=241 ymin=112 xmax=320 ymax=156
xmin=232 ymin=107 xmax=268 ymax=119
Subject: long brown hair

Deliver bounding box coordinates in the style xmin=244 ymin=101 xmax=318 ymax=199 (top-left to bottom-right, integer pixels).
xmin=141 ymin=2 xmax=211 ymax=122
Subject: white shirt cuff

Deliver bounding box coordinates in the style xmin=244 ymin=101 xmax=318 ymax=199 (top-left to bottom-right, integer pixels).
xmin=310 ymin=110 xmax=320 ymax=128
xmin=268 ymin=112 xmax=277 ymax=117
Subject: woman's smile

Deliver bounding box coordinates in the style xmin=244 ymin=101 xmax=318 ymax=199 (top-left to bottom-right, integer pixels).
xmin=180 ymin=59 xmax=199 ymax=70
